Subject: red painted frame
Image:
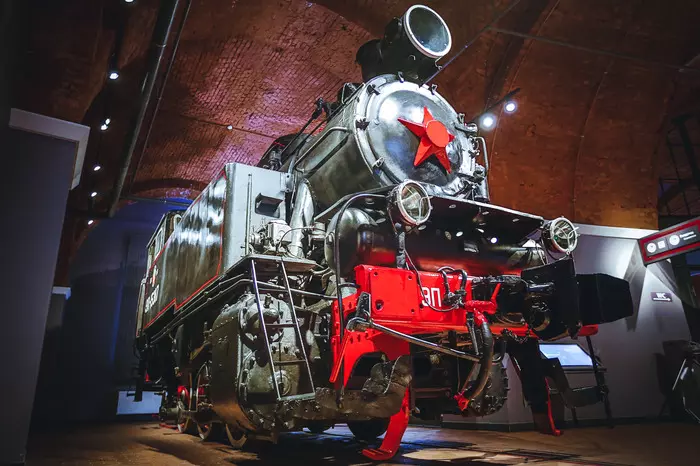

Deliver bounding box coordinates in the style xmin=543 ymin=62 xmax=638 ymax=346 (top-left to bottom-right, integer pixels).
xmin=330 ymin=265 xmax=598 ymax=387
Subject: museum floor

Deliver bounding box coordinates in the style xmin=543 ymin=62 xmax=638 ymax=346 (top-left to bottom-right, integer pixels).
xmin=25 ymin=421 xmax=698 ymax=465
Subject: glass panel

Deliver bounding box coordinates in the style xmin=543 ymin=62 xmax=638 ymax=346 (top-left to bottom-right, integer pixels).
xmin=539 ymin=344 xmax=594 ymax=368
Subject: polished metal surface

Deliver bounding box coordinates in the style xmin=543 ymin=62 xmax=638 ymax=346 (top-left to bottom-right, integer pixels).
xmin=142 ymin=175 xmax=226 ymax=328
xmin=404 ymin=5 xmax=452 ymax=59
xmin=140 ymin=163 xmax=289 ymax=330
xmin=296 ymin=74 xmax=483 ymax=210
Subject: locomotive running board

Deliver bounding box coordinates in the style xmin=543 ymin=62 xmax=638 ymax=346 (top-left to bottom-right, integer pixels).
xmin=229 ymin=253 xmax=318 ymax=274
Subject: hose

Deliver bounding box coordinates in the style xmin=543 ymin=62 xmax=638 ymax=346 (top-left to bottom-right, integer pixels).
xmin=459 ymin=320 xmax=495 ymax=403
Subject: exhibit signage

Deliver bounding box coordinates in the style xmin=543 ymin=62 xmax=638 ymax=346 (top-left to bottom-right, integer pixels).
xmin=638 ymin=217 xmax=700 ymax=266
xmin=651 ymin=292 xmax=673 ymax=302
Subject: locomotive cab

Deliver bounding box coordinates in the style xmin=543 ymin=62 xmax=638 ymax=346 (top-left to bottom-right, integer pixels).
xmin=135 ymin=210 xmax=185 ymax=339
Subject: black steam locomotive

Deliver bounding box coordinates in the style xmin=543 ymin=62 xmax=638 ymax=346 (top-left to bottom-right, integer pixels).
xmin=133 ymin=5 xmax=633 ymax=460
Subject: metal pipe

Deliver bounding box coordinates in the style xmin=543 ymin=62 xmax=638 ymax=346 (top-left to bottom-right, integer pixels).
xmin=128 ymin=0 xmax=193 ymax=196
xmin=475 ymin=136 xmax=490 ymax=198
xmin=458 ymin=321 xmax=495 ymax=403
xmin=354 ymin=319 xmax=481 ymax=362
xmin=288 ymin=181 xmax=315 ymax=258
xmin=108 ymin=0 xmax=183 ymax=217
xmin=244 ymin=174 xmax=253 ymax=254
xmin=122 ymin=195 xmax=191 ymax=207
xmin=488 ymin=27 xmax=700 ymax=75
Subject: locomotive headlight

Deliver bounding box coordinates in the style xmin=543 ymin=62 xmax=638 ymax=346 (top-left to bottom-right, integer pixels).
xmin=403 ymin=5 xmax=452 ymax=59
xmin=389 ymin=180 xmax=432 ymax=227
xmin=543 ymin=216 xmax=578 ymax=254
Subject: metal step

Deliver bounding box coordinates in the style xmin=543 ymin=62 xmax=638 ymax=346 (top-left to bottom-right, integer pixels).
xmin=267 ymin=322 xmax=296 ymax=329
xmin=279 ymin=393 xmax=317 ymax=402
xmin=275 ymin=359 xmax=307 ymax=366
xmin=250 ymin=257 xmax=316 ymax=403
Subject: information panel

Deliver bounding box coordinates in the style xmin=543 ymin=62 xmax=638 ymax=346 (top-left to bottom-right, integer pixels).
xmin=539 ymin=343 xmax=594 ymax=368
xmin=638 ymin=217 xmax=700 ymax=266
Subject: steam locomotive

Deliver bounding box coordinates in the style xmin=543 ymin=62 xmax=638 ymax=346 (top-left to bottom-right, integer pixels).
xmin=133 ymin=5 xmax=633 ymax=460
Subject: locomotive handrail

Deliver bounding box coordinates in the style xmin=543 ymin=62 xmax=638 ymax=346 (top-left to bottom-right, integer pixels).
xmin=289 ymin=126 xmax=351 ymax=174
xmin=314 ymin=186 xmax=393 ymax=223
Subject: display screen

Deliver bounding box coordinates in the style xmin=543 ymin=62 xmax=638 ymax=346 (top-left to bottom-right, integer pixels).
xmin=540 ymin=343 xmax=594 ymax=368
xmin=116 ymin=390 xmax=160 ymax=415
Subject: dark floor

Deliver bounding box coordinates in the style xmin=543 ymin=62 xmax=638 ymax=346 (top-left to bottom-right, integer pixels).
xmin=26 ymin=421 xmax=699 ymax=466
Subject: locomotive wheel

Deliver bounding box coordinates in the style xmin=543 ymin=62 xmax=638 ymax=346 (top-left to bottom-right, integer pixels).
xmin=197 ymin=420 xmax=222 ymax=441
xmin=195 ymin=362 xmax=221 ymax=441
xmin=177 ymin=376 xmax=195 ymax=434
xmin=225 ymin=424 xmax=248 ymax=449
xmin=347 ymin=419 xmax=390 ymax=442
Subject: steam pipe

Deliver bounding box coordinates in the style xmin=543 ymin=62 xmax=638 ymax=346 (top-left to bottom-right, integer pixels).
xmin=108 ymin=0 xmax=183 ymax=217
xmin=287 ymin=181 xmax=315 ymax=258
xmin=475 ymin=137 xmax=490 ymax=197
xmin=128 ymin=0 xmax=194 ymax=195
xmin=459 ymin=320 xmax=495 ymax=404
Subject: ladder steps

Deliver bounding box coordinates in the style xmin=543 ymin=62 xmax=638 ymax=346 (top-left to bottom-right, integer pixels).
xmin=280 ymin=393 xmax=317 ymax=402
xmin=250 ymin=258 xmax=317 ymax=403
xmin=275 ymin=359 xmax=307 ymax=366
xmin=267 ymin=322 xmax=296 ymax=328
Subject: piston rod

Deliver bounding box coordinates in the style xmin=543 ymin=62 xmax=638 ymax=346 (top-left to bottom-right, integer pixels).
xmin=346 ymin=317 xmax=481 ymax=362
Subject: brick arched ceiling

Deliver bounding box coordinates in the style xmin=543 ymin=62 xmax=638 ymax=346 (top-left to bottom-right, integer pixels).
xmin=11 ymin=0 xmax=700 ymax=284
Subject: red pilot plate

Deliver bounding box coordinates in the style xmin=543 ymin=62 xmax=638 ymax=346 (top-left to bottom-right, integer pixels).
xmin=638 ymin=217 xmax=700 ymax=265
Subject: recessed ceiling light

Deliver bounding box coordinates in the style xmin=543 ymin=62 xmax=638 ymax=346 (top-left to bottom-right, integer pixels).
xmin=91 ymin=191 xmax=98 ymax=198
xmin=108 ymin=71 xmax=119 ymax=80
xmin=480 ymin=114 xmax=496 ymax=129
xmin=93 ymin=165 xmax=102 ymax=171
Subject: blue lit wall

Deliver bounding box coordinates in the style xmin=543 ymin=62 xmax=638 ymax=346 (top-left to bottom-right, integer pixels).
xmin=34 ymin=199 xmax=190 ymax=423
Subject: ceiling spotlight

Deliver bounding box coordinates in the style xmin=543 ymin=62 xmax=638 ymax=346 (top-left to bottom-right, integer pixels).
xmin=87 ymin=219 xmax=94 ymax=226
xmin=100 ymin=123 xmax=108 ymax=131
xmin=489 ymin=236 xmax=498 ymax=244
xmin=108 ymin=71 xmax=119 ymax=80
xmin=93 ymin=164 xmax=102 ymax=171
xmin=91 ymin=191 xmax=98 ymax=198
xmin=455 ymin=231 xmax=463 ymax=237
xmin=226 ymin=125 xmax=233 ymax=130
xmin=480 ymin=114 xmax=496 ymax=130
xmin=504 ymin=101 xmax=517 ymax=113
xmin=104 ymin=118 xmax=111 ymax=125
xmin=124 ymin=0 xmax=135 ymax=3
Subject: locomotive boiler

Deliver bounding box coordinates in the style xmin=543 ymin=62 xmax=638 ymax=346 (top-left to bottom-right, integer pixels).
xmin=132 ymin=5 xmax=633 ymax=460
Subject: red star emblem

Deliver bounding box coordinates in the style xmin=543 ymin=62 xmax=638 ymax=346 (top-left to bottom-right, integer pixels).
xmin=398 ymin=107 xmax=455 ymax=173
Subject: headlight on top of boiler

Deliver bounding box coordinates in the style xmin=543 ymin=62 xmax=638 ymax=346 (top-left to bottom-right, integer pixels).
xmin=542 ymin=216 xmax=579 ymax=254
xmin=356 ymin=4 xmax=452 ymax=83
xmin=388 ymin=180 xmax=432 ymax=227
